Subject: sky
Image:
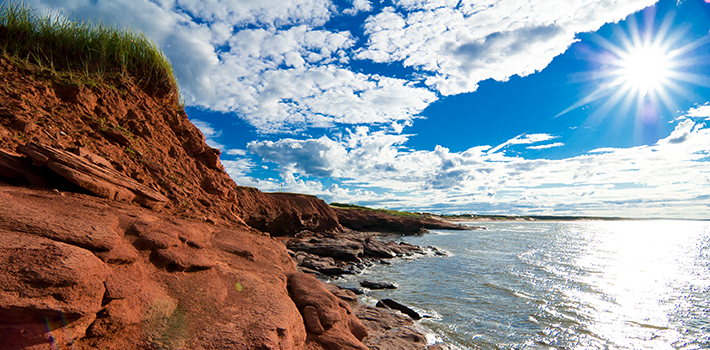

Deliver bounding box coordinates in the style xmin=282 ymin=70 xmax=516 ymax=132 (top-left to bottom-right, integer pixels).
xmin=8 ymin=0 xmax=710 ymax=219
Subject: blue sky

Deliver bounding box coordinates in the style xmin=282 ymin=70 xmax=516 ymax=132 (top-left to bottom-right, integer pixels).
xmin=11 ymin=0 xmax=710 ymax=219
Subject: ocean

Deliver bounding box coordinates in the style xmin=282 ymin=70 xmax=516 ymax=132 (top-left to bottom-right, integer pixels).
xmin=335 ymin=221 xmax=710 ymax=349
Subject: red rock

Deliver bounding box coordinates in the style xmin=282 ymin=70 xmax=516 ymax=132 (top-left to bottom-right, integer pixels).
xmin=0 ymin=230 xmax=108 ymax=348
xmin=152 ymin=246 xmax=215 ymax=272
xmin=0 ymin=185 xmax=309 ymax=349
xmin=11 ymin=117 xmax=37 ymax=133
xmin=334 ymin=207 xmax=477 ymax=234
xmin=288 ymin=273 xmax=368 ymax=350
xmin=18 ymin=142 xmax=168 ymax=208
xmin=304 ymin=305 xmax=326 ymax=334
xmin=104 ymin=129 xmax=131 ymax=146
xmin=74 ymin=147 xmax=113 ymax=169
xmin=236 ymin=187 xmax=344 ymax=236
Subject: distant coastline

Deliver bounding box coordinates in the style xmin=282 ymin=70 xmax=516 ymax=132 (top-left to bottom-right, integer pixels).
xmin=439 ymin=214 xmax=709 ymax=222
xmin=440 ymin=214 xmax=628 ymax=222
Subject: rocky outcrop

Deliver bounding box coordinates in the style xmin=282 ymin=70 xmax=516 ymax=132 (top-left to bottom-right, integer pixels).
xmin=289 ymin=274 xmax=368 ymax=350
xmin=324 ymin=284 xmax=448 ymax=350
xmin=361 ymin=280 xmax=398 ymax=290
xmin=0 ymin=57 xmax=357 ymax=350
xmin=0 ymin=51 xmax=456 ymax=350
xmin=0 ymin=56 xmax=242 ymax=225
xmin=334 ymin=208 xmax=477 ymax=234
xmin=235 ymin=187 xmax=343 ymax=236
xmin=0 ymin=184 xmax=310 ymax=349
xmin=17 ymin=142 xmax=168 ymax=209
xmin=287 ymin=235 xmax=426 ymax=275
xmin=376 ymin=299 xmax=422 ymax=320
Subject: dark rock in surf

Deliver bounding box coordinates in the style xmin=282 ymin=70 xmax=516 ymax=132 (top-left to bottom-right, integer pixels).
xmin=376 ymin=298 xmax=422 ymax=320
xmin=361 ymin=280 xmax=398 ymax=290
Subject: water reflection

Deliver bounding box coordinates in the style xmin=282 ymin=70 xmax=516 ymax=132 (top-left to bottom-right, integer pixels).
xmin=354 ymin=221 xmax=709 ymax=349
xmin=564 ymin=221 xmax=710 ymax=349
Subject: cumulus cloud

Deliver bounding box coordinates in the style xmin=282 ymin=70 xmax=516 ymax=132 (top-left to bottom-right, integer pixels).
xmin=355 ymin=0 xmax=658 ymax=95
xmin=10 ymin=0 xmax=436 ymax=134
xmin=10 ymin=0 xmax=662 ymax=134
xmin=14 ymin=0 xmax=705 ymax=218
xmin=249 ymin=120 xmax=710 ymax=218
xmin=684 ymin=102 xmax=710 ymax=119
xmin=342 ymin=0 xmax=373 ymax=16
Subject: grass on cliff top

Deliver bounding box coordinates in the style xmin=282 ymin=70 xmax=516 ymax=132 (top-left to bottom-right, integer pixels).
xmin=329 ymin=202 xmax=429 ymax=219
xmin=0 ymin=2 xmax=177 ymax=94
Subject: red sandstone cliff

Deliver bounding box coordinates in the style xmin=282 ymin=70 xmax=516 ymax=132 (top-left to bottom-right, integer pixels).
xmin=0 ymin=57 xmax=369 ymax=349
xmin=0 ymin=54 xmax=451 ymax=350
xmin=333 ymin=207 xmax=473 ymax=234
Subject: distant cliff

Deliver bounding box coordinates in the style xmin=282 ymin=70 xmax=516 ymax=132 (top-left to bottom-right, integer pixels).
xmin=333 ymin=207 xmax=476 ymax=234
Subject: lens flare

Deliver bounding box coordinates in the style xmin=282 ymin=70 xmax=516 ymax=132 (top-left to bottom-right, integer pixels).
xmin=554 ymin=11 xmax=710 ymax=125
xmin=615 ymin=45 xmax=673 ymax=97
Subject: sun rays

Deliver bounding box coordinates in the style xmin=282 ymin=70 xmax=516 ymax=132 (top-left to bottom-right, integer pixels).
xmin=555 ymin=10 xmax=710 ymax=124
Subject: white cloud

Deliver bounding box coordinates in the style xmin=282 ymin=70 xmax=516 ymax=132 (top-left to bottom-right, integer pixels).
xmin=11 ymin=0 xmax=436 ymax=134
xmin=174 ymin=0 xmax=334 ymax=28
xmin=13 ymin=0 xmax=663 ymax=135
xmin=527 ymin=142 xmax=565 ymax=150
xmin=342 ymin=0 xmax=373 ymax=16
xmin=355 ymin=0 xmax=659 ymax=95
xmin=684 ymin=102 xmax=710 ymax=119
xmin=508 ymin=133 xmax=557 ymax=145
xmin=226 ymin=149 xmax=247 ymax=156
xmin=249 ymin=120 xmax=710 ymax=218
xmin=488 ymin=133 xmax=558 ymax=154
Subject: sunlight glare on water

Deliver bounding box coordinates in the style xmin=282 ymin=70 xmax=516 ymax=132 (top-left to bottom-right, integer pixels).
xmin=358 ymin=221 xmax=710 ymax=350
xmin=572 ymin=221 xmax=708 ymax=349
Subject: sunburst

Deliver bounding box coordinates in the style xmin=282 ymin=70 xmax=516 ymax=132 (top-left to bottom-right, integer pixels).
xmin=555 ymin=12 xmax=709 ymax=122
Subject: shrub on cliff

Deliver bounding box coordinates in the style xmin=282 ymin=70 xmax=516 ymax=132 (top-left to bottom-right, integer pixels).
xmin=0 ymin=2 xmax=176 ymax=94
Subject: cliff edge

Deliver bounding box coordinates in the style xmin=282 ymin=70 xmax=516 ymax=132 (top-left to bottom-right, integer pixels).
xmin=0 ymin=55 xmax=371 ymax=349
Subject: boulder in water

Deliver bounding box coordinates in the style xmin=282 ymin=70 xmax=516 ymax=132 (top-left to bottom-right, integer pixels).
xmin=361 ymin=280 xmax=398 ymax=289
xmin=376 ymin=298 xmax=422 ymax=320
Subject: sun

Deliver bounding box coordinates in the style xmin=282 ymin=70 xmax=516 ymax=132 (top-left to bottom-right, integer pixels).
xmin=614 ymin=45 xmax=674 ymax=97
xmin=553 ymin=12 xmax=705 ymax=121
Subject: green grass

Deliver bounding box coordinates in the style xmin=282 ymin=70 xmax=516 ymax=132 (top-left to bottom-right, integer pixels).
xmin=0 ymin=2 xmax=177 ymax=94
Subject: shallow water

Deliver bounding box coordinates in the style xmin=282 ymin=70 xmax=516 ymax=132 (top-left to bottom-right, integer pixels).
xmin=335 ymin=221 xmax=710 ymax=349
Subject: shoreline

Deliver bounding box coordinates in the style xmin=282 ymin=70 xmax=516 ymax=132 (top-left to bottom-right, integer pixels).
xmin=286 ymin=229 xmax=458 ymax=349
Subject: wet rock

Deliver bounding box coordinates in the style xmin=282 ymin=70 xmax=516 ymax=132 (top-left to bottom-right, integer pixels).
xmin=354 ymin=304 xmax=433 ymax=350
xmin=364 ymin=238 xmax=398 ymax=258
xmin=341 ymin=287 xmax=367 ymax=295
xmin=376 ymin=298 xmax=422 ymax=320
xmin=361 ymin=280 xmax=398 ymax=290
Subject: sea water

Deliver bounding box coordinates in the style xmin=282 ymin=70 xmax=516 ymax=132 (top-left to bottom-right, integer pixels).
xmin=342 ymin=221 xmax=710 ymax=349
